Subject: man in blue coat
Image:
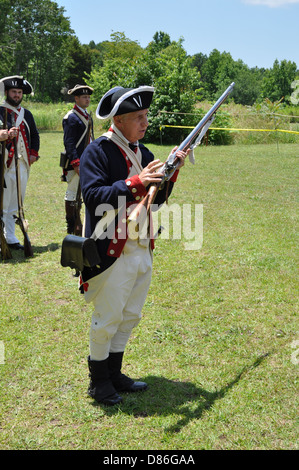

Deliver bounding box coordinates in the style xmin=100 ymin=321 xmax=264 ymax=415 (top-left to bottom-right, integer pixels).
xmin=79 ymin=85 xmax=188 ymax=406
xmin=0 ymin=75 xmax=39 ymax=250
xmin=62 ymin=84 xmax=94 ymax=235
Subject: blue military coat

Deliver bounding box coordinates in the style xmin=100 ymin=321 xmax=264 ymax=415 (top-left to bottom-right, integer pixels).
xmin=79 ymin=135 xmax=178 ymax=282
xmin=62 ymin=105 xmax=92 ymax=169
xmin=0 ymin=106 xmax=39 ymax=167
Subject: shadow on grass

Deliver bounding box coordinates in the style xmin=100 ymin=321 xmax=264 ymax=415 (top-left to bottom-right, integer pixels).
xmin=92 ymin=353 xmax=270 ymax=434
xmin=32 ymin=243 xmax=60 ymax=254
xmin=1 ymin=242 xmax=60 ymax=264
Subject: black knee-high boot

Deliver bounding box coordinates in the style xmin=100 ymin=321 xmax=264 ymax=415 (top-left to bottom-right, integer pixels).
xmin=87 ymin=356 xmax=123 ymax=406
xmin=108 ymin=352 xmax=148 ymax=393
xmin=65 ymin=200 xmax=83 ymax=235
xmin=65 ymin=200 xmax=76 ymax=234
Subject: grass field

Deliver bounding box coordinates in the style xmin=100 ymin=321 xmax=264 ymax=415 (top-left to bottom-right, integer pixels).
xmin=0 ymin=133 xmax=298 ymax=450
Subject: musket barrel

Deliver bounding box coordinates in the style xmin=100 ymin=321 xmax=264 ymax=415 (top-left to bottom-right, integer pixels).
xmin=128 ymin=82 xmax=235 ymax=222
xmin=177 ymin=82 xmax=235 ymax=153
xmin=0 ymin=108 xmax=13 ymax=260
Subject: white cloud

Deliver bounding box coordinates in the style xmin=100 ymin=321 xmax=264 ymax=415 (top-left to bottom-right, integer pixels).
xmin=243 ymin=0 xmax=299 ymax=7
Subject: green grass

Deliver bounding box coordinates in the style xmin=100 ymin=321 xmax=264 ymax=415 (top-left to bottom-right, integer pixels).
xmin=0 ymin=134 xmax=298 ymax=450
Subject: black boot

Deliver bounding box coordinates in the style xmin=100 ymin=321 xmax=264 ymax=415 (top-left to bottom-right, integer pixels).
xmin=65 ymin=200 xmax=83 ymax=236
xmin=87 ymin=356 xmax=123 ymax=406
xmin=108 ymin=352 xmax=148 ymax=393
xmin=65 ymin=200 xmax=76 ymax=234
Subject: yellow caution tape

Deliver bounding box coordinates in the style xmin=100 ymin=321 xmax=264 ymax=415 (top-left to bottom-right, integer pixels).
xmin=159 ymin=125 xmax=299 ymax=135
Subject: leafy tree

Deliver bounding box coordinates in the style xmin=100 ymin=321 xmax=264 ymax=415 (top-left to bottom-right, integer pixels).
xmin=62 ymin=37 xmax=93 ymax=93
xmin=90 ymin=32 xmax=143 ymax=62
xmin=146 ymin=31 xmax=172 ymax=55
xmin=145 ymin=40 xmax=202 ymax=143
xmin=232 ymin=65 xmax=264 ymax=106
xmin=87 ymin=41 xmax=104 ymax=68
xmin=190 ymin=53 xmax=208 ymax=75
xmin=1 ymin=2 xmax=297 ymax=111
xmin=196 ymin=48 xmax=265 ymax=106
xmin=0 ymin=0 xmax=13 ymax=72
xmin=0 ymin=0 xmax=74 ymax=100
xmin=200 ymin=49 xmax=223 ymax=98
xmin=261 ymin=59 xmax=297 ymax=102
xmin=200 ymin=49 xmax=240 ymax=100
xmin=86 ymin=35 xmax=202 ymax=143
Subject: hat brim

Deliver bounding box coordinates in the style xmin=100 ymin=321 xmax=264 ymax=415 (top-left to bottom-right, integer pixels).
xmin=68 ymin=85 xmax=94 ymax=96
xmin=0 ymin=75 xmax=33 ymax=95
xmin=96 ymin=86 xmax=154 ymax=120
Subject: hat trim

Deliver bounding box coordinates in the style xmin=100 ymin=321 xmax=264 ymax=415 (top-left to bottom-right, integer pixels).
xmin=1 ymin=75 xmax=24 ymax=82
xmin=68 ymin=84 xmax=94 ymax=95
xmin=0 ymin=75 xmax=34 ymax=95
xmin=96 ymin=86 xmax=154 ymax=120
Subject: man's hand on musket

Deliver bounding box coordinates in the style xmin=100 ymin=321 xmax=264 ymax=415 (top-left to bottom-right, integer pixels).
xmin=9 ymin=127 xmax=18 ymax=139
xmin=139 ymin=147 xmax=189 ymax=188
xmin=169 ymin=146 xmax=190 ymax=169
xmin=0 ymin=127 xmax=18 ymax=141
xmin=139 ymin=159 xmax=164 ymax=188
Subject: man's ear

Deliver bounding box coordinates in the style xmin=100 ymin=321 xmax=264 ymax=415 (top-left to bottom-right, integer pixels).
xmin=113 ymin=115 xmax=122 ymax=125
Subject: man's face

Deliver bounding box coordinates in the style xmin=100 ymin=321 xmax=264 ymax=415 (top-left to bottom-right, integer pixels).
xmin=75 ymin=94 xmax=90 ymax=109
xmin=6 ymin=88 xmax=23 ymax=107
xmin=114 ymin=109 xmax=149 ymax=143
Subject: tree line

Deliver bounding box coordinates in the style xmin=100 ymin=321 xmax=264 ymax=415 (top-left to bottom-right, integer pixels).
xmin=1 ymin=0 xmax=298 ymax=141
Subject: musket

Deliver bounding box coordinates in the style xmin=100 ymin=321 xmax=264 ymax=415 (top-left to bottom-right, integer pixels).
xmin=128 ymin=82 xmax=235 ymax=224
xmin=0 ymin=107 xmax=12 ymax=260
xmin=11 ymin=114 xmax=34 ymax=257
xmin=74 ymin=113 xmax=93 ymax=235
xmin=74 ymin=182 xmax=83 ymax=236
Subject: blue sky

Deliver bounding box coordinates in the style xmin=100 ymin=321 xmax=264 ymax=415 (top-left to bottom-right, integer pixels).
xmin=55 ymin=0 xmax=299 ymax=69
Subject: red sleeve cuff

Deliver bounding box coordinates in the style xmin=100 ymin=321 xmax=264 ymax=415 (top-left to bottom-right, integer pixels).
xmin=170 ymin=169 xmax=179 ymax=182
xmin=30 ymin=149 xmax=39 ymax=157
xmin=125 ymin=174 xmax=147 ymax=200
xmin=71 ymin=158 xmax=80 ymax=167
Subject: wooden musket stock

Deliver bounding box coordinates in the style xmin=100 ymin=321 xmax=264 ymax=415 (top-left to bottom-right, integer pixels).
xmin=0 ymin=108 xmax=12 ymax=260
xmin=11 ymin=114 xmax=33 ymax=257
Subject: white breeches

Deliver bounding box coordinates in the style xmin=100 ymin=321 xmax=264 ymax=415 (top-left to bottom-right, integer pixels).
xmin=3 ymin=160 xmax=29 ymax=244
xmin=64 ymin=170 xmax=79 ymax=201
xmin=84 ymin=241 xmax=153 ymax=361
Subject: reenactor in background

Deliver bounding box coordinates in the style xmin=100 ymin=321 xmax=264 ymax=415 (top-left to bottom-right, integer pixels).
xmin=61 ymin=85 xmax=94 ymax=235
xmin=0 ymin=75 xmax=39 ymax=250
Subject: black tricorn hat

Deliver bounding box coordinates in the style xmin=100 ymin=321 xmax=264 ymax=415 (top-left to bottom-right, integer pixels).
xmin=96 ymin=86 xmax=154 ymax=120
xmin=0 ymin=75 xmax=34 ymax=95
xmin=68 ymin=84 xmax=94 ymax=96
